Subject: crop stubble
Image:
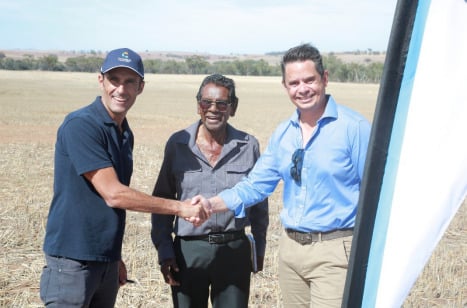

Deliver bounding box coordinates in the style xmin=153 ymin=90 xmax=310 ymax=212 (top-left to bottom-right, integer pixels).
xmin=0 ymin=70 xmax=465 ymax=307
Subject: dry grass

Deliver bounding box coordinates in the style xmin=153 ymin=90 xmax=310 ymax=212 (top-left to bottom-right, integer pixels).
xmin=0 ymin=70 xmax=465 ymax=307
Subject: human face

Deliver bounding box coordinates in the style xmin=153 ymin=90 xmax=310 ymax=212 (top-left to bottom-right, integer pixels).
xmin=197 ymin=83 xmax=233 ymax=133
xmin=282 ymin=60 xmax=328 ymax=114
xmin=98 ymin=67 xmax=144 ymax=123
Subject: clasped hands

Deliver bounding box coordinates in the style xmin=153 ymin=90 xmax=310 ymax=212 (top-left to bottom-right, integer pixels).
xmin=180 ymin=195 xmax=211 ymax=227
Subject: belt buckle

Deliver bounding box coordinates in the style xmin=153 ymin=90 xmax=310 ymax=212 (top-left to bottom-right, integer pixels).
xmin=300 ymin=233 xmax=312 ymax=245
xmin=295 ymin=232 xmax=313 ymax=245
xmin=208 ymin=234 xmax=223 ymax=244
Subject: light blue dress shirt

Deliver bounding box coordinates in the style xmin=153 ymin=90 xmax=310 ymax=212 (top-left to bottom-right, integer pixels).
xmin=219 ymin=95 xmax=371 ymax=232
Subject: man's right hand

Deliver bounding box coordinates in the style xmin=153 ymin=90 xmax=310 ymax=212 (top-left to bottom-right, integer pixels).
xmin=184 ymin=195 xmax=212 ymax=225
xmin=160 ymin=258 xmax=180 ymax=286
xmin=179 ymin=199 xmax=210 ymax=226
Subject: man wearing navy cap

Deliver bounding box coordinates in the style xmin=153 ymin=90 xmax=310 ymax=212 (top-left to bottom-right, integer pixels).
xmin=40 ymin=48 xmax=210 ymax=307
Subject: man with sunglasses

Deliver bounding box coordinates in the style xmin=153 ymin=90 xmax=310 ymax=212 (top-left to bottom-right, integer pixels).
xmin=194 ymin=44 xmax=371 ymax=307
xmin=151 ymin=74 xmax=269 ymax=308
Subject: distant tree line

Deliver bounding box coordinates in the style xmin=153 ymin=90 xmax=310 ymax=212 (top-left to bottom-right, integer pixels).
xmin=0 ymin=51 xmax=384 ymax=83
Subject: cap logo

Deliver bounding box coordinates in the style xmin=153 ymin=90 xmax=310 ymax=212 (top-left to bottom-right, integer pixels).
xmin=118 ymin=51 xmax=131 ymax=63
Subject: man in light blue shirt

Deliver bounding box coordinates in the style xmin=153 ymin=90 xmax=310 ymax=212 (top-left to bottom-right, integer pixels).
xmin=195 ymin=43 xmax=371 ymax=307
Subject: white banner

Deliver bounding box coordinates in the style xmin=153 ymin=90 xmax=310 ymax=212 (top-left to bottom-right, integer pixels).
xmin=363 ymin=0 xmax=467 ymax=306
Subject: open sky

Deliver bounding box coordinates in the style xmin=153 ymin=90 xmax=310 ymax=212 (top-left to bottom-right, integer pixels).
xmin=0 ymin=0 xmax=397 ymax=55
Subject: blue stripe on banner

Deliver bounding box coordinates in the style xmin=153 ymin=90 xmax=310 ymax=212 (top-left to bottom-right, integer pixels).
xmin=361 ymin=0 xmax=432 ymax=307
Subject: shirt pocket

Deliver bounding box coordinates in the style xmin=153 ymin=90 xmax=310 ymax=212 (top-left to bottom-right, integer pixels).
xmin=225 ymin=165 xmax=252 ymax=187
xmin=173 ymin=167 xmax=203 ymax=198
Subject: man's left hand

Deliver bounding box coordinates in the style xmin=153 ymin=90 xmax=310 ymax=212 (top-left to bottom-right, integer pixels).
xmin=118 ymin=260 xmax=128 ymax=286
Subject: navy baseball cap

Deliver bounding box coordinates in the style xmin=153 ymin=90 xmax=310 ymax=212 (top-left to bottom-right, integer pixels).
xmin=101 ymin=48 xmax=144 ymax=79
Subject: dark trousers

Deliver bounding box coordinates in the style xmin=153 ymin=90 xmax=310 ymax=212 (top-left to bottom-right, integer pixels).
xmin=40 ymin=255 xmax=119 ymax=308
xmin=172 ymin=235 xmax=251 ymax=308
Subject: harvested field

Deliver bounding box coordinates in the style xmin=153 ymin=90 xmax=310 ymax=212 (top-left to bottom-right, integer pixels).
xmin=0 ymin=70 xmax=464 ymax=307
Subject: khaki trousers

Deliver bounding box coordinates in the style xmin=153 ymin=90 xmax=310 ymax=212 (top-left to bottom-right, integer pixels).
xmin=278 ymin=230 xmax=352 ymax=308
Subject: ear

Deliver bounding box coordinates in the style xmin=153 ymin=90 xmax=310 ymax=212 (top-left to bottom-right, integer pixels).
xmin=137 ymin=80 xmax=145 ymax=95
xmin=98 ymin=74 xmax=105 ymax=89
xmin=322 ymin=70 xmax=329 ymax=87
xmin=229 ymin=100 xmax=238 ymax=117
xmin=197 ymin=103 xmax=202 ymax=115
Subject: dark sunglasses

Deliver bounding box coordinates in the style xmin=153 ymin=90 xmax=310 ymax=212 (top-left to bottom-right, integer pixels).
xmin=198 ymin=99 xmax=232 ymax=112
xmin=290 ymin=149 xmax=304 ymax=183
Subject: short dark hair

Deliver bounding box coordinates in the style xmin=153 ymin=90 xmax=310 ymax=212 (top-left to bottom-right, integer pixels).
xmin=280 ymin=43 xmax=325 ymax=82
xmin=196 ymin=74 xmax=238 ymax=108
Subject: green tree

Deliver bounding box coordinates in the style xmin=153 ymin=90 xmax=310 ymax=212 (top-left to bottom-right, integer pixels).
xmin=38 ymin=54 xmax=64 ymax=71
xmin=366 ymin=62 xmax=384 ymax=83
xmin=185 ymin=56 xmax=209 ymax=74
xmin=65 ymin=56 xmax=103 ymax=72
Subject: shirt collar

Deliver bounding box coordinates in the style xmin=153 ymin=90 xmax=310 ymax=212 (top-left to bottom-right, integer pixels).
xmin=93 ymin=96 xmax=130 ymax=131
xmin=184 ymin=121 xmax=247 ymax=145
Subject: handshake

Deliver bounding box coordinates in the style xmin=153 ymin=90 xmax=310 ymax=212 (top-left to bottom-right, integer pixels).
xmin=179 ymin=195 xmax=214 ymax=227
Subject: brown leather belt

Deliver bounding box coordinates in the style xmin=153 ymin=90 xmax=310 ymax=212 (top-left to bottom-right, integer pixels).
xmin=286 ymin=228 xmax=353 ymax=245
xmin=178 ymin=230 xmax=245 ymax=244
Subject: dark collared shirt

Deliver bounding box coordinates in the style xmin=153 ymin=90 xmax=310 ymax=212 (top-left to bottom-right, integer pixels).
xmin=151 ymin=121 xmax=269 ymax=263
xmin=44 ymin=97 xmax=132 ymax=262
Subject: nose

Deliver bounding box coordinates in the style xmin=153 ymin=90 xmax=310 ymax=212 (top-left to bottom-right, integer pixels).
xmin=115 ymin=83 xmax=128 ymax=94
xmin=297 ymin=81 xmax=311 ymax=93
xmin=203 ymin=101 xmax=220 ymax=112
xmin=208 ymin=102 xmax=218 ymax=111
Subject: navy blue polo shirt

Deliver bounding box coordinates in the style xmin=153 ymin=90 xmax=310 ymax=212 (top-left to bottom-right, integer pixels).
xmin=43 ymin=97 xmax=133 ymax=262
